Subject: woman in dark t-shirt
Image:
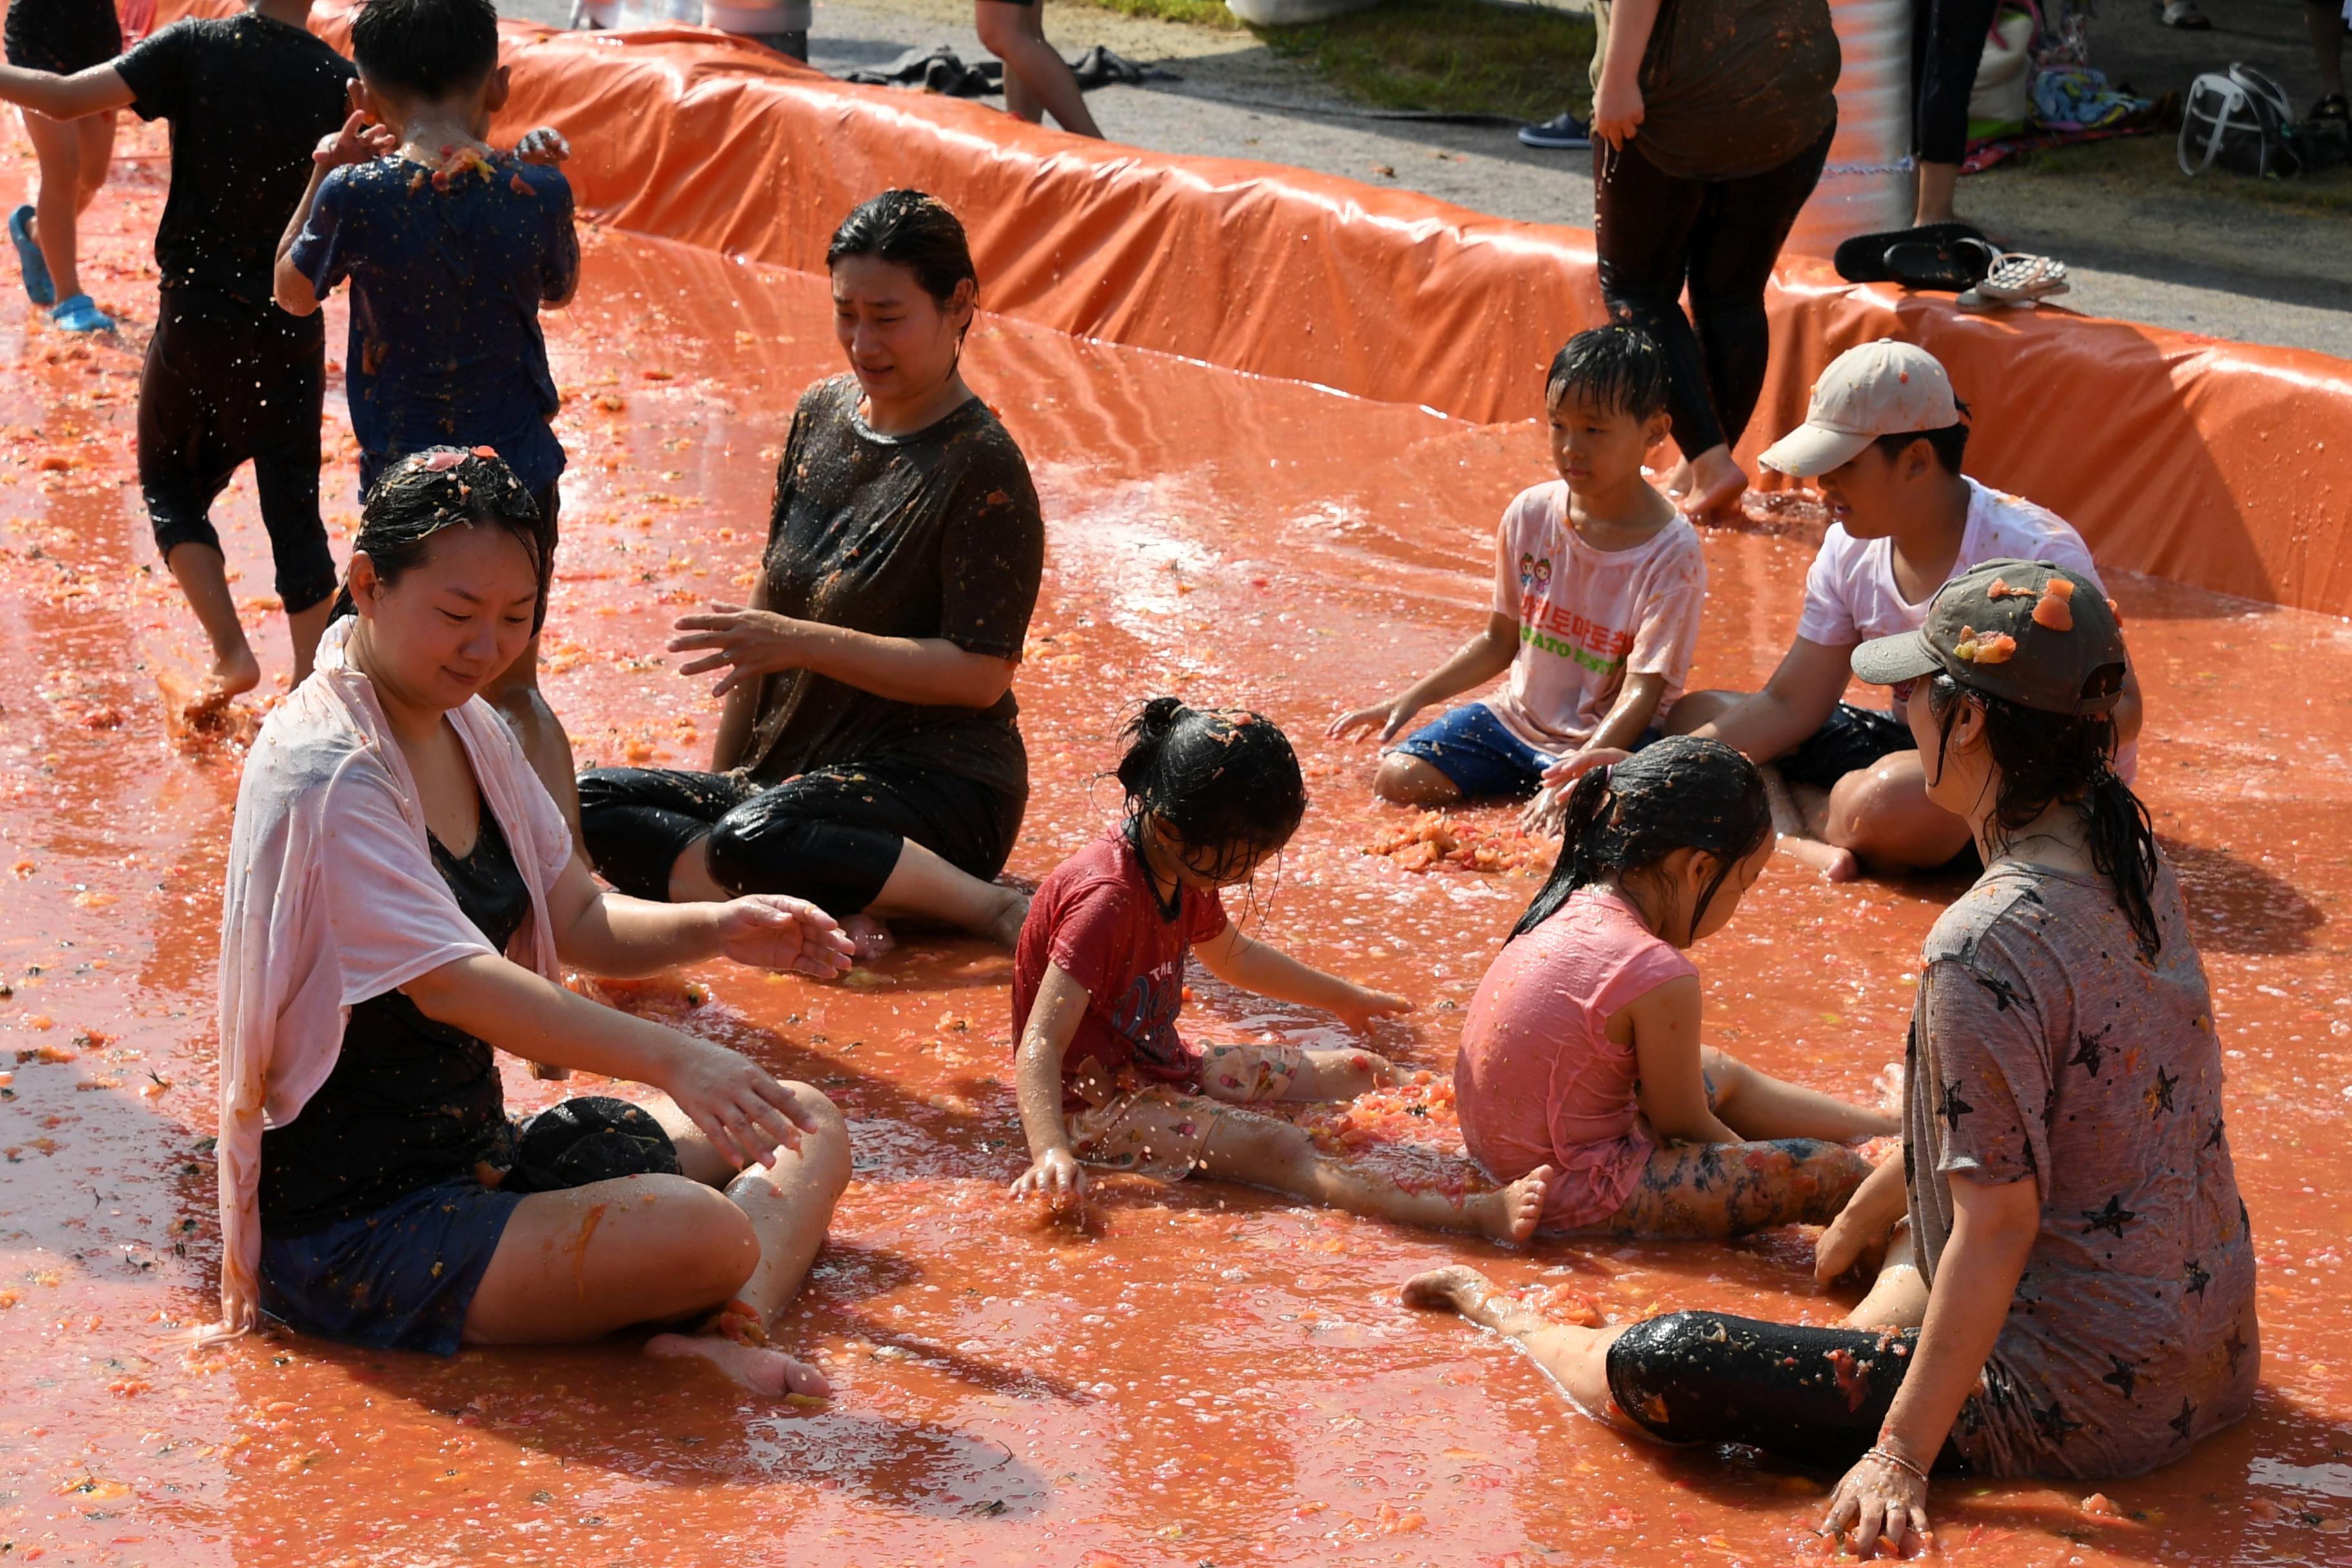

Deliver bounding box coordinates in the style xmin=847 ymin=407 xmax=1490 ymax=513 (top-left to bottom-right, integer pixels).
xmin=1587 ymin=0 xmax=1840 ymax=522
xmin=579 ymin=191 xmax=1045 ymax=951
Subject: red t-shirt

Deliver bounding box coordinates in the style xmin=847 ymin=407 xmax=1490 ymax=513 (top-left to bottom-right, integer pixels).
xmin=1011 ymin=828 xmax=1230 ymax=1094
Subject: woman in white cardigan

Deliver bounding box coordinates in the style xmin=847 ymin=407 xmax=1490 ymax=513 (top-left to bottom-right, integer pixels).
xmin=217 ymin=448 xmax=855 ymax=1395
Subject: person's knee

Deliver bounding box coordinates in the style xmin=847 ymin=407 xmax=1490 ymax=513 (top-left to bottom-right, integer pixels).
xmin=973 ymin=4 xmax=1021 ymax=55
xmin=645 ymin=1181 xmax=762 ymax=1304
xmin=1666 ymin=689 xmax=1739 ymax=734
xmin=781 ymin=1082 xmax=853 ymax=1198
xmin=1824 ymin=761 xmax=1966 ymax=865
xmin=1371 ymin=752 xmax=1459 ymax=805
xmin=1699 ymin=1047 xmax=1747 ymax=1106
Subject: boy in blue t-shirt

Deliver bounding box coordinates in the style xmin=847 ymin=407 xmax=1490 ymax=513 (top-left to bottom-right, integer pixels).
xmin=273 ymin=0 xmax=582 ymax=822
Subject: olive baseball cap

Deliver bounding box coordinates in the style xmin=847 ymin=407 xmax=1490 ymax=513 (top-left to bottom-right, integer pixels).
xmin=1851 ymin=559 xmax=2128 ymax=716
xmin=1758 ymin=340 xmax=1961 ymax=478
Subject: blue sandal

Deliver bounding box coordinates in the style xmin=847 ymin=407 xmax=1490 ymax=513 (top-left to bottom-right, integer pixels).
xmin=49 ymin=293 xmax=113 ymax=333
xmin=9 ymin=205 xmax=54 ymax=307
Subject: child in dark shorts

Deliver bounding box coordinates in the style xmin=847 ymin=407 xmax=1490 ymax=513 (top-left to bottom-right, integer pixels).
xmin=274 ymin=0 xmax=584 ymax=824
xmin=0 ymin=0 xmax=353 ymax=702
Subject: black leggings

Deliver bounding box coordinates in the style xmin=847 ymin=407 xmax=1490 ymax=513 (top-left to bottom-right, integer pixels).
xmin=1912 ymin=0 xmax=2002 ymax=165
xmin=1606 ymin=1312 xmax=1966 ymax=1473
xmin=1592 ymin=119 xmax=1836 ymax=464
xmin=576 ymin=761 xmax=1023 ymax=916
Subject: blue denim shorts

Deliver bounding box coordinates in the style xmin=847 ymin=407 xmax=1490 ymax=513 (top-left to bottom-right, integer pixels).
xmin=1389 ymin=703 xmax=1556 ymax=800
xmin=260 ymin=1177 xmax=523 ymax=1357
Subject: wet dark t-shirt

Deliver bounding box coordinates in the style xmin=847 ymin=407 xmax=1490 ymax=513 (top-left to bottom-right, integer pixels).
xmin=1590 ymin=0 xmax=1840 ymax=180
xmin=113 ymin=14 xmax=355 ymax=309
xmin=288 ymin=154 xmax=578 ymax=494
xmin=257 ymin=810 xmax=530 ymax=1236
xmin=741 ymin=375 xmax=1044 ymax=802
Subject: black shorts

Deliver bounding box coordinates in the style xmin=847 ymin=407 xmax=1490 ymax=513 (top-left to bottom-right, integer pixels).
xmin=576 ymin=758 xmax=1023 ymax=916
xmin=139 ymin=289 xmax=338 ymax=612
xmin=1777 ymin=702 xmax=1913 ymax=792
xmin=1607 ymin=1311 xmax=1968 ymax=1473
xmin=3 ymin=0 xmax=119 ymax=75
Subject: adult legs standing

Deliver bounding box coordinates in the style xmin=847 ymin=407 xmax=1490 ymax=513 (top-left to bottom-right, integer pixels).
xmin=974 ymin=0 xmax=1102 ymax=137
xmin=1910 ymin=0 xmax=2001 ymax=224
xmin=18 ymin=108 xmax=116 ymax=328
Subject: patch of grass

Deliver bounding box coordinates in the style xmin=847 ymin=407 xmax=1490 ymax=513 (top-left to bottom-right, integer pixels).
xmin=2008 ymin=130 xmax=2352 ymax=215
xmin=1258 ymin=0 xmax=1594 ymax=121
xmin=1063 ymin=0 xmax=1596 ymax=120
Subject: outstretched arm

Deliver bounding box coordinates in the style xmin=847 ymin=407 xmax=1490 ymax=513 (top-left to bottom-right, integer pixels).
xmin=1191 ymin=923 xmax=1411 ymax=1032
xmin=0 ymin=61 xmax=133 ymax=120
xmin=1327 ymin=612 xmax=1519 ymax=745
xmin=672 ymin=602 xmax=1017 ymax=710
xmin=1009 ymin=963 xmax=1092 ymax=1202
xmin=1692 ymin=636 xmax=1856 ymax=764
xmin=540 ymin=846 xmax=854 ymax=979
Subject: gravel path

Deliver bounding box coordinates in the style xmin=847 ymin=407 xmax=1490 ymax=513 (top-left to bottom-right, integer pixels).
xmin=504 ymin=0 xmax=2352 ymax=358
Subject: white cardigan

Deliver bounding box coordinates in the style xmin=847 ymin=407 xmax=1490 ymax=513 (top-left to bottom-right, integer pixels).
xmin=210 ymin=619 xmax=571 ymax=1336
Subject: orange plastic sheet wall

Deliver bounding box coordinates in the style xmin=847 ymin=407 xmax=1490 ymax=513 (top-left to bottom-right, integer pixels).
xmin=182 ymin=0 xmax=2352 ymax=616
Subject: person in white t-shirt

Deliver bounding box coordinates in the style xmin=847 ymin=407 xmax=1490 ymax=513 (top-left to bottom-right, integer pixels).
xmin=1551 ymin=340 xmax=2141 ymax=879
xmin=1328 ymin=326 xmax=1707 ymax=818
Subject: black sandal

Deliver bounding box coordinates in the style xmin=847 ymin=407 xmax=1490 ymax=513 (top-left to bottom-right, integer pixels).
xmin=1883 ymin=235 xmax=1998 ymax=293
xmin=1832 ymin=222 xmax=1988 ymax=285
xmin=2312 ymin=94 xmax=2350 ymax=124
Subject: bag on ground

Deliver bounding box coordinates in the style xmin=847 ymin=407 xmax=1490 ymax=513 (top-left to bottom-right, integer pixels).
xmin=2179 ymin=64 xmax=2303 ymax=177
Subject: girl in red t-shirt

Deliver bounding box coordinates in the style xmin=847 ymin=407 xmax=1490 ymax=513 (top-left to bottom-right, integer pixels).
xmin=1454 ymin=736 xmax=1896 ymax=1238
xmin=1008 ymin=698 xmax=1556 ymax=1242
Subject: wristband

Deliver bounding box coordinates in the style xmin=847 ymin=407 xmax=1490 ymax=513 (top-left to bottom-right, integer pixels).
xmin=1865 ymin=1444 xmax=1929 ymax=1485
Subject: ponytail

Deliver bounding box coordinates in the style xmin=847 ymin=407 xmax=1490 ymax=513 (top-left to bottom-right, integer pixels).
xmin=1510 ymin=737 xmax=1770 ymax=942
xmin=1116 ymin=697 xmax=1306 ymax=883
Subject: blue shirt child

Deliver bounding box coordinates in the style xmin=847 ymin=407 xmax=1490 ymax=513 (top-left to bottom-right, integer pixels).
xmin=289 ymin=153 xmax=580 ymax=496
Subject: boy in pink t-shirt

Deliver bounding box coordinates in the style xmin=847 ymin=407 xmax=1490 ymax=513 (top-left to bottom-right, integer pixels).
xmin=1329 ymin=326 xmax=1705 ymax=812
xmin=1453 ymin=737 xmax=1895 ymax=1235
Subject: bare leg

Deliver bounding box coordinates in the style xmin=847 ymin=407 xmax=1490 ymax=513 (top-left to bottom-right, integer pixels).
xmin=1195 ymin=1041 xmax=1394 ymax=1104
xmin=1769 ymin=765 xmax=1858 ymax=881
xmin=1660 ymin=687 xmax=1738 ymax=736
xmin=1702 ymin=1047 xmax=1896 ymax=1143
xmin=1821 ymin=752 xmax=1973 ymax=875
xmin=1583 ymin=1137 xmax=1872 ymax=1239
xmin=975 ymin=0 xmax=1104 ymax=137
xmin=20 ymin=110 xmax=88 ymax=304
xmin=1193 ymin=1108 xmax=1553 ymax=1244
xmin=484 ymin=635 xmax=583 ymax=841
xmin=868 ymin=836 xmax=1029 ymax=945
xmin=642 ymin=1092 xmax=851 ymax=1395
xmin=1402 ymin=1265 xmax=1641 ymax=1433
xmin=1845 ymin=1221 xmax=1928 ymax=1330
xmin=287 ymin=597 xmax=335 ymax=685
xmin=1678 ymin=442 xmax=1749 ymax=522
xmin=1912 ymin=162 xmax=1961 ymax=228
xmin=163 ymin=542 xmax=262 ymax=710
xmin=1371 ymin=752 xmax=1464 ymax=807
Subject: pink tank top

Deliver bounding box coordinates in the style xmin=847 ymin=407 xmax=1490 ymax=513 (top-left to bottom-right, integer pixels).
xmin=1454 ymin=885 xmax=1698 ymax=1231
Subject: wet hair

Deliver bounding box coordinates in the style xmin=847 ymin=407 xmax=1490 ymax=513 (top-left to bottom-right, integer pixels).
xmin=1512 ymin=736 xmax=1771 ymax=942
xmin=1922 ymin=674 xmax=2162 ymax=956
xmin=350 ymin=0 xmax=501 ymax=103
xmin=1872 ymin=415 xmax=1972 ymax=475
xmin=827 ymin=190 xmax=978 ymax=309
xmin=1115 ymin=698 xmax=1306 ymax=883
xmin=329 ymin=447 xmax=545 ymax=622
xmin=1545 ymin=324 xmax=1671 ymax=422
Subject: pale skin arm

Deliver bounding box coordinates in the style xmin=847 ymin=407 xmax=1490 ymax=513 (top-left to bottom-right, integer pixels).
xmin=274 ymin=98 xmax=395 ymax=317
xmin=1620 ymin=974 xmax=1743 ymax=1144
xmin=1816 ymin=1145 xmax=1910 ymax=1283
xmin=538 ymin=845 xmax=854 ymax=979
xmin=1521 ymin=671 xmax=1670 ymax=833
xmin=1326 ymin=611 xmax=1517 ymax=745
xmin=1190 ymin=921 xmax=1411 ymax=1031
xmin=1591 ymin=0 xmax=1661 ymax=148
xmin=672 ymin=602 xmax=1017 ymax=709
xmin=1544 ymin=636 xmax=1855 ymax=789
xmin=1007 ymin=962 xmax=1092 ymax=1202
xmin=401 ymin=953 xmax=826 ymax=1171
xmin=1821 ymin=1173 xmax=2039 ymax=1555
xmin=0 ymin=60 xmax=133 ymax=119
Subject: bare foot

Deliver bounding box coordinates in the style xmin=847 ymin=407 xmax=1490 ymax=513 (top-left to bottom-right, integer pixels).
xmin=1659 ymin=457 xmax=1694 ymax=500
xmin=644 ymin=1331 xmax=831 ymax=1397
xmin=983 ymin=886 xmax=1031 ymax=948
xmin=841 ymin=913 xmax=896 ymax=963
xmin=1400 ymin=1262 xmax=1494 ymax=1316
xmin=1679 ymin=447 xmax=1750 ymax=522
xmin=1776 ymin=832 xmax=1859 ymax=883
xmin=1473 ymin=1164 xmax=1553 ymax=1246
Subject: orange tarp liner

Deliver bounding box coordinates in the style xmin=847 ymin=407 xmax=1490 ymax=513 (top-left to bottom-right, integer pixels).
xmin=191 ymin=0 xmax=2352 ymax=616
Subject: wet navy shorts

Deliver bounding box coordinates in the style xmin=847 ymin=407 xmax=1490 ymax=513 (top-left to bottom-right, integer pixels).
xmin=259 ymin=1176 xmax=521 ymax=1357
xmin=1391 ymin=703 xmax=1659 ymax=802
xmin=1776 ymin=702 xmax=1912 ymax=790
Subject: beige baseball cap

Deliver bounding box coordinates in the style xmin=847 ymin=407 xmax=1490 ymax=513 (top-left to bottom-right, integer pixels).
xmin=1759 ymin=340 xmax=1962 ymax=478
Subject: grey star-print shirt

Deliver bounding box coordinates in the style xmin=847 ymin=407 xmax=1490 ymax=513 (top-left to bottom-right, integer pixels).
xmin=1903 ymin=859 xmax=2259 ymax=1478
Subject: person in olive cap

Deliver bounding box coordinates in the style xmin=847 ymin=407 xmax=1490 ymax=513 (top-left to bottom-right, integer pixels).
xmin=1404 ymin=557 xmax=2255 ymax=1556
xmin=1548 ymin=340 xmax=2143 ymax=883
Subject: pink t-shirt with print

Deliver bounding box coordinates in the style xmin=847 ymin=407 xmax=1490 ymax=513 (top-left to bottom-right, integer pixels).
xmin=1480 ymin=480 xmax=1708 ymax=754
xmin=1454 ymin=885 xmax=1695 ymax=1231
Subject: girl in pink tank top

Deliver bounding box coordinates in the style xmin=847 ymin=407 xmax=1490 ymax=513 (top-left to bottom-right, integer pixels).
xmin=1455 ymin=737 xmax=1896 ymax=1235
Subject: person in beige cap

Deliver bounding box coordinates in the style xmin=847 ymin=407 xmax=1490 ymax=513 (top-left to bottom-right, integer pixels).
xmin=1545 ymin=338 xmax=2141 ymax=880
